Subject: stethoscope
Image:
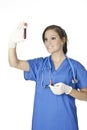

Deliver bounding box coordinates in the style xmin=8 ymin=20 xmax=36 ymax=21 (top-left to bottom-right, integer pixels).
xmin=41 ymin=56 xmax=78 ymax=88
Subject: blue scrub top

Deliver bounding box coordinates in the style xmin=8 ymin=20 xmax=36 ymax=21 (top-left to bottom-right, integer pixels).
xmin=24 ymin=56 xmax=87 ymax=130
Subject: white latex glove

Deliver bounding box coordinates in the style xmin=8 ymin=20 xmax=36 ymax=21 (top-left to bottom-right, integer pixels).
xmin=50 ymin=82 xmax=72 ymax=95
xmin=8 ymin=22 xmax=27 ymax=48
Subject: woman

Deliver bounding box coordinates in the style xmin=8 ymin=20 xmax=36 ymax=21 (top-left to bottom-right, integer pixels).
xmin=8 ymin=23 xmax=87 ymax=130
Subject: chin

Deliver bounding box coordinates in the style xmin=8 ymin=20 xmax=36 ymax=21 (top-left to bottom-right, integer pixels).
xmin=47 ymin=50 xmax=53 ymax=54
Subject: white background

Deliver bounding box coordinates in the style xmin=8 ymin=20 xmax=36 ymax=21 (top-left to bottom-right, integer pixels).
xmin=0 ymin=0 xmax=87 ymax=130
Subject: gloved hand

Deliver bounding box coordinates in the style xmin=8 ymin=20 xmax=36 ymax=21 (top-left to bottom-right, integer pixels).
xmin=49 ymin=82 xmax=72 ymax=95
xmin=8 ymin=22 xmax=27 ymax=48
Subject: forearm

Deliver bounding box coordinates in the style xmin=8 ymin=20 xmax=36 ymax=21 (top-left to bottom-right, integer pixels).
xmin=8 ymin=48 xmax=19 ymax=67
xmin=69 ymin=88 xmax=87 ymax=101
xmin=8 ymin=22 xmax=29 ymax=71
xmin=8 ymin=47 xmax=29 ymax=71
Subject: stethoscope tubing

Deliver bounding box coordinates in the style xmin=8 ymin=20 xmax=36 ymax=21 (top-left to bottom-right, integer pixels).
xmin=41 ymin=56 xmax=78 ymax=88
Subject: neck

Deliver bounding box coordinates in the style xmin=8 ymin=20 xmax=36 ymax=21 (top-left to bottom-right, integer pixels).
xmin=51 ymin=52 xmax=66 ymax=70
xmin=51 ymin=51 xmax=66 ymax=63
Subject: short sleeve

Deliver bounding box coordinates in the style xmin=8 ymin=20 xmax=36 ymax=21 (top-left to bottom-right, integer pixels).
xmin=24 ymin=58 xmax=43 ymax=81
xmin=75 ymin=62 xmax=87 ymax=89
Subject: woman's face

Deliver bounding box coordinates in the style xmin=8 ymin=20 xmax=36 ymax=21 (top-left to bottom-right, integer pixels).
xmin=44 ymin=29 xmax=64 ymax=54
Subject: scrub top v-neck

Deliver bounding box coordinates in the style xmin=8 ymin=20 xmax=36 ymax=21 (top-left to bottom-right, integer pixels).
xmin=24 ymin=56 xmax=87 ymax=130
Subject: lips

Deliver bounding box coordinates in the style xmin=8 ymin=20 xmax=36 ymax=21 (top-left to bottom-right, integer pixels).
xmin=47 ymin=46 xmax=53 ymax=49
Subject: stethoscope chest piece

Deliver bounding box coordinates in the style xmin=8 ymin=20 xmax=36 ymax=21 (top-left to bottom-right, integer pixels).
xmin=72 ymin=78 xmax=78 ymax=84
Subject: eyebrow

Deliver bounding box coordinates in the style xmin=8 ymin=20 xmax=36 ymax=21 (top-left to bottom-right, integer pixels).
xmin=45 ymin=34 xmax=58 ymax=38
xmin=51 ymin=35 xmax=57 ymax=37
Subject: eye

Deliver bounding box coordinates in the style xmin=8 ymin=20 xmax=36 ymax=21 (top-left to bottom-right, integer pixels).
xmin=44 ymin=38 xmax=48 ymax=42
xmin=51 ymin=36 xmax=56 ymax=40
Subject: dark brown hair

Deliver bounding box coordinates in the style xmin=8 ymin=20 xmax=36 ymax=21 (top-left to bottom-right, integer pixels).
xmin=42 ymin=25 xmax=68 ymax=54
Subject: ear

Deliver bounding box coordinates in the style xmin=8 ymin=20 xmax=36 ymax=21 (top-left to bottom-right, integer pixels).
xmin=61 ymin=37 xmax=66 ymax=45
xmin=63 ymin=37 xmax=66 ymax=43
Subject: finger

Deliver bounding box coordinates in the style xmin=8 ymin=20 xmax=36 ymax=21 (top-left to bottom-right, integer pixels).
xmin=55 ymin=82 xmax=64 ymax=86
xmin=17 ymin=22 xmax=24 ymax=30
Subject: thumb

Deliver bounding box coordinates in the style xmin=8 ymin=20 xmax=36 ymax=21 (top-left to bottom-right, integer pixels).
xmin=54 ymin=82 xmax=64 ymax=86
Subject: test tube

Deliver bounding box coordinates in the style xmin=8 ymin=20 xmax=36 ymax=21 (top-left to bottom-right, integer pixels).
xmin=50 ymin=79 xmax=54 ymax=86
xmin=24 ymin=23 xmax=27 ymax=39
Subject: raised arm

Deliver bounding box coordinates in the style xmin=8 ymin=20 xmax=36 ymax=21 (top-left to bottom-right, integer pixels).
xmin=8 ymin=22 xmax=29 ymax=71
xmin=8 ymin=48 xmax=29 ymax=71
